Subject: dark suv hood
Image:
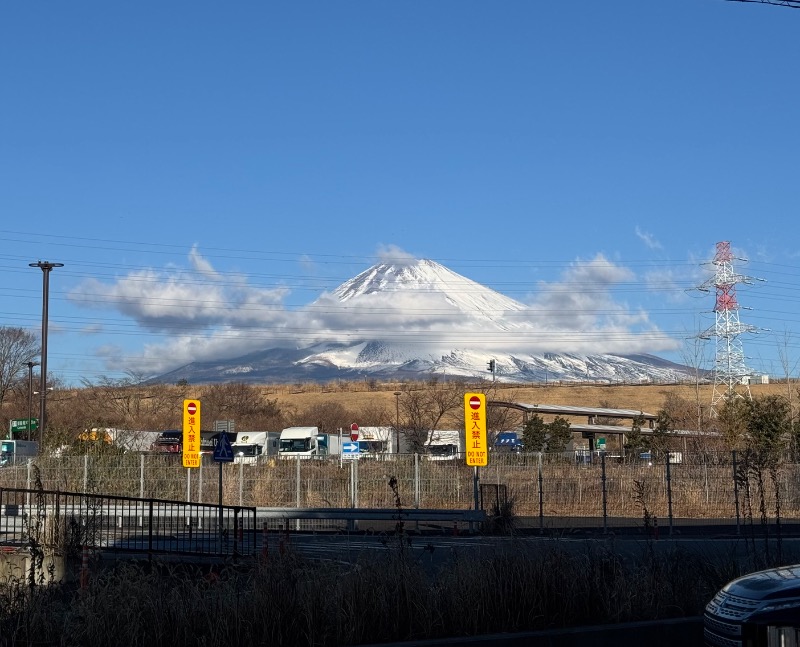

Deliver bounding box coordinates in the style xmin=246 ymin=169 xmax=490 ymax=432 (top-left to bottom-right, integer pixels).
xmin=724 ymin=564 xmax=800 ymax=601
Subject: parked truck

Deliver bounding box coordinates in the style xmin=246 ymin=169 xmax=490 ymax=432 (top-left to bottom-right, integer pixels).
xmin=353 ymin=426 xmax=395 ymax=456
xmin=424 ymin=430 xmax=464 ymax=461
xmin=493 ymin=431 xmax=523 ymax=453
xmin=232 ymin=431 xmax=280 ymax=464
xmin=149 ymin=430 xmax=182 ymax=453
xmin=0 ymin=440 xmax=39 ymax=467
xmin=278 ymin=427 xmax=342 ymax=458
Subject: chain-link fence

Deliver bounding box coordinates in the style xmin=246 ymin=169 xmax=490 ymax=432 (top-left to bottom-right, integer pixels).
xmin=2 ymin=450 xmax=798 ymax=532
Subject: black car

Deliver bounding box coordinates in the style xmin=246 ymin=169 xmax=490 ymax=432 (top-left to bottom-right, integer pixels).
xmin=704 ymin=563 xmax=800 ymax=646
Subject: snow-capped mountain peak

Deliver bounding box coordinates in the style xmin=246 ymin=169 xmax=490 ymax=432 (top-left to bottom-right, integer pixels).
xmin=152 ymin=258 xmax=693 ymax=385
xmin=331 ymin=258 xmax=526 ymax=324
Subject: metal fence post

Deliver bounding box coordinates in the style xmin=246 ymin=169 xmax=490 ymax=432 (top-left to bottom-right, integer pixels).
xmin=665 ymin=451 xmax=674 ymax=536
xmin=296 ymin=456 xmax=301 ymax=531
xmin=349 ymin=458 xmax=355 ymax=508
xmin=139 ymin=454 xmax=145 ymax=527
xmin=537 ymin=453 xmax=544 ymax=533
xmin=83 ymin=454 xmax=89 ymax=493
xmin=601 ymin=451 xmax=608 ymax=534
xmin=732 ymin=450 xmax=741 ymax=535
xmin=414 ymin=453 xmax=420 ymax=508
xmin=198 ymin=457 xmax=203 ymax=504
xmin=239 ymin=458 xmax=244 ymax=507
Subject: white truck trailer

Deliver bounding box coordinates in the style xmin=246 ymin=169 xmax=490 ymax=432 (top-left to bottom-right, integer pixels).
xmin=232 ymin=431 xmax=280 ymax=464
xmin=352 ymin=426 xmax=395 ymax=456
xmin=278 ymin=426 xmax=342 ymax=458
xmin=424 ymin=430 xmax=464 ymax=461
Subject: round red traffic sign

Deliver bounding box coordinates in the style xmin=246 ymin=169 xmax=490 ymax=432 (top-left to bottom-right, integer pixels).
xmin=350 ymin=423 xmax=359 ymax=441
xmin=187 ymin=402 xmax=197 ymax=415
xmin=469 ymin=396 xmax=482 ymax=410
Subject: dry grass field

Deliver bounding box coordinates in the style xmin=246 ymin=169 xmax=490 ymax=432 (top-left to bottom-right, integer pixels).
xmin=259 ymin=379 xmax=790 ymax=428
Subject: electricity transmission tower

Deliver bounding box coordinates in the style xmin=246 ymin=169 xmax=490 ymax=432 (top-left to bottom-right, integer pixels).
xmin=698 ymin=241 xmax=760 ymax=413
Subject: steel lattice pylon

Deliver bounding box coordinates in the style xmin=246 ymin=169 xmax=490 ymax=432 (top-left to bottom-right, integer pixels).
xmin=698 ymin=241 xmax=758 ymax=413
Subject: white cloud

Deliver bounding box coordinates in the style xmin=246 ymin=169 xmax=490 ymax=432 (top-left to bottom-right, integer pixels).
xmin=635 ymin=226 xmax=662 ymax=250
xmin=375 ymin=244 xmax=416 ymax=264
xmin=526 ymin=254 xmax=678 ymax=355
xmin=68 ymin=246 xmax=680 ymax=375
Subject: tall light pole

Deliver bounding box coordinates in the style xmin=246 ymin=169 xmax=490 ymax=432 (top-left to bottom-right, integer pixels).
xmin=393 ymin=391 xmax=401 ymax=454
xmin=30 ymin=261 xmax=63 ymax=446
xmin=27 ymin=361 xmax=39 ymax=441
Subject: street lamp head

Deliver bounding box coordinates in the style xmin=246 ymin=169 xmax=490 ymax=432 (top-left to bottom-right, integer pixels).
xmin=29 ymin=261 xmax=65 ymax=270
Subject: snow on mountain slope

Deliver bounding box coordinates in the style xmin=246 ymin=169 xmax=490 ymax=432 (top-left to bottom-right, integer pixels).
xmin=331 ymin=258 xmax=528 ymax=331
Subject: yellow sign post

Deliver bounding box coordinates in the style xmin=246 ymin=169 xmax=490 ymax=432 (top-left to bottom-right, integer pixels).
xmin=182 ymin=399 xmax=201 ymax=468
xmin=464 ymin=393 xmax=487 ymax=467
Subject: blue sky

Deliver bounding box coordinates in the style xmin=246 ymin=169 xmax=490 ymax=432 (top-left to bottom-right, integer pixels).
xmin=1 ymin=1 xmax=799 ymax=386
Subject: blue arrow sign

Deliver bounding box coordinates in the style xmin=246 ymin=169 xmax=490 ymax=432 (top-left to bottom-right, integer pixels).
xmin=342 ymin=441 xmax=360 ymax=454
xmin=213 ymin=432 xmax=234 ymax=462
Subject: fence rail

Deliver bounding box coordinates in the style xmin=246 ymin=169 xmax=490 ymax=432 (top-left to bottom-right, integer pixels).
xmin=0 ymin=487 xmax=256 ymax=558
xmin=1 ymin=450 xmax=797 ymax=536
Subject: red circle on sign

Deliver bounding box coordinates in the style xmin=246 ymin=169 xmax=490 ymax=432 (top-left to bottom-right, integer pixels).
xmin=469 ymin=396 xmax=481 ymax=410
xmin=350 ymin=423 xmax=359 ymax=441
xmin=187 ymin=402 xmax=197 ymax=415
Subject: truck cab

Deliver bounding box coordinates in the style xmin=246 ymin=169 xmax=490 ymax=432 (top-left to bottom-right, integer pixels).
xmin=1 ymin=440 xmax=39 ymax=466
xmin=278 ymin=427 xmax=340 ymax=458
xmin=149 ymin=430 xmax=182 ymax=453
xmin=232 ymin=432 xmax=279 ymax=464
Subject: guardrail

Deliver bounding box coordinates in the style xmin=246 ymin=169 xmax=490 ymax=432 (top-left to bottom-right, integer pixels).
xmin=256 ymin=506 xmax=485 ymax=532
xmin=0 ymin=487 xmax=256 ymax=558
xmin=1 ymin=488 xmax=487 ymax=558
xmin=257 ymin=507 xmax=486 ymax=523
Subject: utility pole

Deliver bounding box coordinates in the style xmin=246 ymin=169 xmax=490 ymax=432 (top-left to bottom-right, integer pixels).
xmin=27 ymin=361 xmax=38 ymax=441
xmin=30 ymin=261 xmax=63 ymax=445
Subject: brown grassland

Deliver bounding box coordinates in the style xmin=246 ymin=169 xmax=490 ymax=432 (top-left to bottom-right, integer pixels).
xmin=258 ymin=379 xmax=788 ymax=428
xmin=2 ymin=379 xmax=799 ymax=646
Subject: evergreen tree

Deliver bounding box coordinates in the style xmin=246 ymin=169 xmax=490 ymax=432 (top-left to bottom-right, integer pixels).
xmin=522 ymin=414 xmax=547 ymax=452
xmin=546 ymin=416 xmax=572 ymax=454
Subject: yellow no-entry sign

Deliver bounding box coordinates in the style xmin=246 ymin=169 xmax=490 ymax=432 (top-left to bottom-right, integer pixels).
xmin=182 ymin=399 xmax=201 ymax=468
xmin=464 ymin=393 xmax=487 ymax=467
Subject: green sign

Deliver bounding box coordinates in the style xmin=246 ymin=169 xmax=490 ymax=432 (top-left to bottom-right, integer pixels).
xmin=597 ymin=437 xmax=606 ymax=449
xmin=10 ymin=418 xmax=38 ymax=433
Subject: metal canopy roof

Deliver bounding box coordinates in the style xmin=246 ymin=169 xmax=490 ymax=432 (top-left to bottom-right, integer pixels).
xmin=568 ymin=423 xmax=718 ymax=438
xmin=488 ymin=401 xmax=657 ymax=421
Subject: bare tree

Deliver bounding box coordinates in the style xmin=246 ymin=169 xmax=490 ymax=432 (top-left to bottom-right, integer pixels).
xmin=776 ymin=327 xmax=799 ymax=422
xmin=681 ymin=325 xmax=711 ymax=431
xmin=202 ymin=383 xmax=285 ymax=430
xmin=0 ymin=327 xmax=39 ymax=410
xmin=398 ymin=381 xmax=464 ymax=452
xmin=290 ymin=401 xmax=353 ymax=435
xmin=79 ymin=372 xmax=182 ymax=431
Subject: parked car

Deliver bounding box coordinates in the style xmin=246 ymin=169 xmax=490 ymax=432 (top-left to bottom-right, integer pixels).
xmin=704 ymin=563 xmax=800 ymax=646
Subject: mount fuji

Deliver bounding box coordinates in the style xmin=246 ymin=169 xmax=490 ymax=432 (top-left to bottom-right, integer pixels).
xmin=152 ymin=259 xmax=693 ymax=385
